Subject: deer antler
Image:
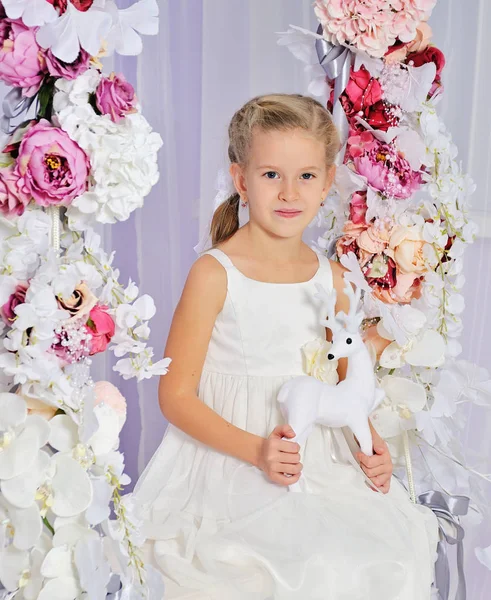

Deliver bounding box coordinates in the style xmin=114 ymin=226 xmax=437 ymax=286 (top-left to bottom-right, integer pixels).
xmin=337 ymin=279 xmax=363 ymax=333
xmin=314 ymin=282 xmax=343 ymax=334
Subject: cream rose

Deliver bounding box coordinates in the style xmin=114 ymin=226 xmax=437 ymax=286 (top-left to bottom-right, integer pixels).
xmin=58 ymin=282 xmax=98 ymax=323
xmin=358 ymin=224 xmax=390 ymax=255
xmin=301 ymin=338 xmax=339 ymax=385
xmin=388 ymin=225 xmax=429 ymax=275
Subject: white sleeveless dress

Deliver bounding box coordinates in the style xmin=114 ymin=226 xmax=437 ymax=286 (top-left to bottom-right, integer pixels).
xmin=133 ymin=248 xmax=439 ymax=600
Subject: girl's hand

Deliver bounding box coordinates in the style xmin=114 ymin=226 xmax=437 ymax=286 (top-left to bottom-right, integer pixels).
xmin=356 ymin=440 xmax=393 ymax=494
xmin=257 ymin=424 xmax=303 ymax=486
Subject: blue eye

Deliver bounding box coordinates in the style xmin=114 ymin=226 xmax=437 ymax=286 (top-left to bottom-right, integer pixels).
xmin=264 ymin=171 xmax=278 ymax=179
xmin=301 ymin=173 xmax=315 ymax=180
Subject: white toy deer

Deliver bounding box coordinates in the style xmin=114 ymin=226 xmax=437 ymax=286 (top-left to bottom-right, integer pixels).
xmin=277 ymin=277 xmax=385 ymax=491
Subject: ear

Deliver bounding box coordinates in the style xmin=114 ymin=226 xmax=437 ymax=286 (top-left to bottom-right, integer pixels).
xmin=229 ymin=163 xmax=247 ymax=197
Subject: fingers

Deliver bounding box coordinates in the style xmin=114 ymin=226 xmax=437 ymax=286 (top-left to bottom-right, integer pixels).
xmin=279 ymin=452 xmax=301 ymax=465
xmin=279 ymin=439 xmax=300 ymax=454
xmin=272 ymin=424 xmax=296 ymax=439
xmin=275 ymin=461 xmax=303 ymax=476
xmin=360 ymin=464 xmax=388 ymax=478
xmin=356 ymin=452 xmax=387 ymax=469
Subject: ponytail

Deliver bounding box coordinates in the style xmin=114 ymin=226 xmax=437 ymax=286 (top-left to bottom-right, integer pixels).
xmin=210 ymin=193 xmax=240 ymax=246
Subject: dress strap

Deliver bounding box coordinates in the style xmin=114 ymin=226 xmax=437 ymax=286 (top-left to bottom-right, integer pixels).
xmin=201 ymin=248 xmax=235 ymax=270
xmin=316 ymin=253 xmax=334 ymax=290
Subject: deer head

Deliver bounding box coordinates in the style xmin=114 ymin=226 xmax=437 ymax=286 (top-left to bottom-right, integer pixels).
xmin=314 ymin=279 xmax=365 ymax=361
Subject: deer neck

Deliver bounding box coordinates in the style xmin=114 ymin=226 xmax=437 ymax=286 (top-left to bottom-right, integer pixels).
xmin=345 ymin=342 xmax=374 ymax=383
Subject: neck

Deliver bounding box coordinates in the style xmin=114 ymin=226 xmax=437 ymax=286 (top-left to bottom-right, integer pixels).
xmin=241 ymin=222 xmax=306 ymax=265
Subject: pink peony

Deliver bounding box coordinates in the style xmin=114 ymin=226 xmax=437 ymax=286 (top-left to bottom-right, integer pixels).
xmin=15 ymin=119 xmax=90 ymax=207
xmin=0 ymin=19 xmax=47 ymax=97
xmin=1 ymin=281 xmax=28 ymax=324
xmin=45 ymin=48 xmax=91 ymax=80
xmin=86 ymin=305 xmax=115 ymax=355
xmin=95 ymin=73 xmax=137 ymax=123
xmin=354 ymin=139 xmax=423 ymax=199
xmin=0 ymin=165 xmax=31 ymax=217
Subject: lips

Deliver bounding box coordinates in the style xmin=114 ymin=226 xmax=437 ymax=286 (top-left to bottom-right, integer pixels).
xmin=275 ymin=209 xmax=302 ymax=218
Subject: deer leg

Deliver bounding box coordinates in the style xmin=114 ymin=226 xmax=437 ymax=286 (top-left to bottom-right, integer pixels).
xmin=350 ymin=419 xmax=373 ymax=457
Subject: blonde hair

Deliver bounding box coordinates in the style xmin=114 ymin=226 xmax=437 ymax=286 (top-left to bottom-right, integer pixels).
xmin=210 ymin=93 xmax=340 ymax=247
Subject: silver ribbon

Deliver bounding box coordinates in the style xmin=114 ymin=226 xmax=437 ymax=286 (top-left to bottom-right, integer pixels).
xmin=0 ymin=87 xmax=36 ymax=134
xmin=418 ymin=490 xmax=470 ymax=600
xmin=315 ymin=25 xmax=353 ymax=154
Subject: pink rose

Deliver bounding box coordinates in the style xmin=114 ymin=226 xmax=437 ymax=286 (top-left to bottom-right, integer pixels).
xmin=348 ymin=131 xmax=378 ymax=159
xmin=45 ymin=48 xmax=91 ymax=80
xmin=349 ymin=191 xmax=368 ymax=225
xmin=0 ymin=19 xmax=47 ymax=97
xmin=95 ymin=73 xmax=137 ymax=123
xmin=15 ymin=119 xmax=90 ymax=207
xmin=86 ymin=305 xmax=115 ymax=355
xmin=0 ymin=165 xmax=31 ymax=217
xmin=1 ymin=281 xmax=28 ymax=324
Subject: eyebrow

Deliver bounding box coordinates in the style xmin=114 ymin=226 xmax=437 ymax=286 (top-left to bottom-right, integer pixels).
xmin=256 ymin=165 xmax=322 ymax=171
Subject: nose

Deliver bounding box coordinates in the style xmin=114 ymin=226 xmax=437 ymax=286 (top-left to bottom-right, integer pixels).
xmin=279 ymin=179 xmax=299 ymax=202
xmin=327 ymin=353 xmax=334 ymax=360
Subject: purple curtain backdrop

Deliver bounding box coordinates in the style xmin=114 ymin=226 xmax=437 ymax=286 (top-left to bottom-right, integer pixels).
xmin=109 ymin=0 xmax=202 ymax=489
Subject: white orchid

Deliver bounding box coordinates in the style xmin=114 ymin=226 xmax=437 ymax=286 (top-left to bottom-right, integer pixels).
xmin=36 ymin=2 xmax=112 ymax=63
xmin=277 ymin=25 xmax=331 ymax=103
xmin=114 ymin=350 xmax=171 ymax=382
xmin=0 ymin=393 xmax=50 ymax=483
xmin=370 ymin=376 xmax=427 ymax=440
xmin=1 ymin=0 xmax=57 ymax=27
xmin=104 ymin=0 xmax=159 ymax=56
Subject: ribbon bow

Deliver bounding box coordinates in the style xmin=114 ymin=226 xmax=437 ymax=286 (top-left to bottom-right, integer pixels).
xmin=418 ymin=490 xmax=470 ymax=600
xmin=314 ymin=25 xmax=353 ymax=155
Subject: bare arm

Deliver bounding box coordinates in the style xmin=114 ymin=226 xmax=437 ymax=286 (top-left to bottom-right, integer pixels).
xmin=158 ymin=255 xmax=263 ymax=468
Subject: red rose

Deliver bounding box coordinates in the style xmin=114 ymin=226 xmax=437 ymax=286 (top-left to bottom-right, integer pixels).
xmin=46 ymin=0 xmax=68 ymax=14
xmin=407 ymin=46 xmax=445 ymax=78
xmin=86 ymin=305 xmax=115 ymax=355
xmin=345 ymin=66 xmax=383 ymax=112
xmin=336 ymin=67 xmax=395 ymax=131
xmin=72 ymin=0 xmax=94 ymax=12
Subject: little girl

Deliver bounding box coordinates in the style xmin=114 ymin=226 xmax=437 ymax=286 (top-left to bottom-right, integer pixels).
xmin=133 ymin=94 xmax=439 ymax=599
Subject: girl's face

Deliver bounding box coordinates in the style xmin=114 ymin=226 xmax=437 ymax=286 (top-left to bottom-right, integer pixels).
xmin=230 ymin=127 xmax=335 ymax=240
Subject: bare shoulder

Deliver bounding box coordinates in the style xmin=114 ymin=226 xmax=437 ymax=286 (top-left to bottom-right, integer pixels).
xmin=184 ymin=253 xmax=227 ymax=313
